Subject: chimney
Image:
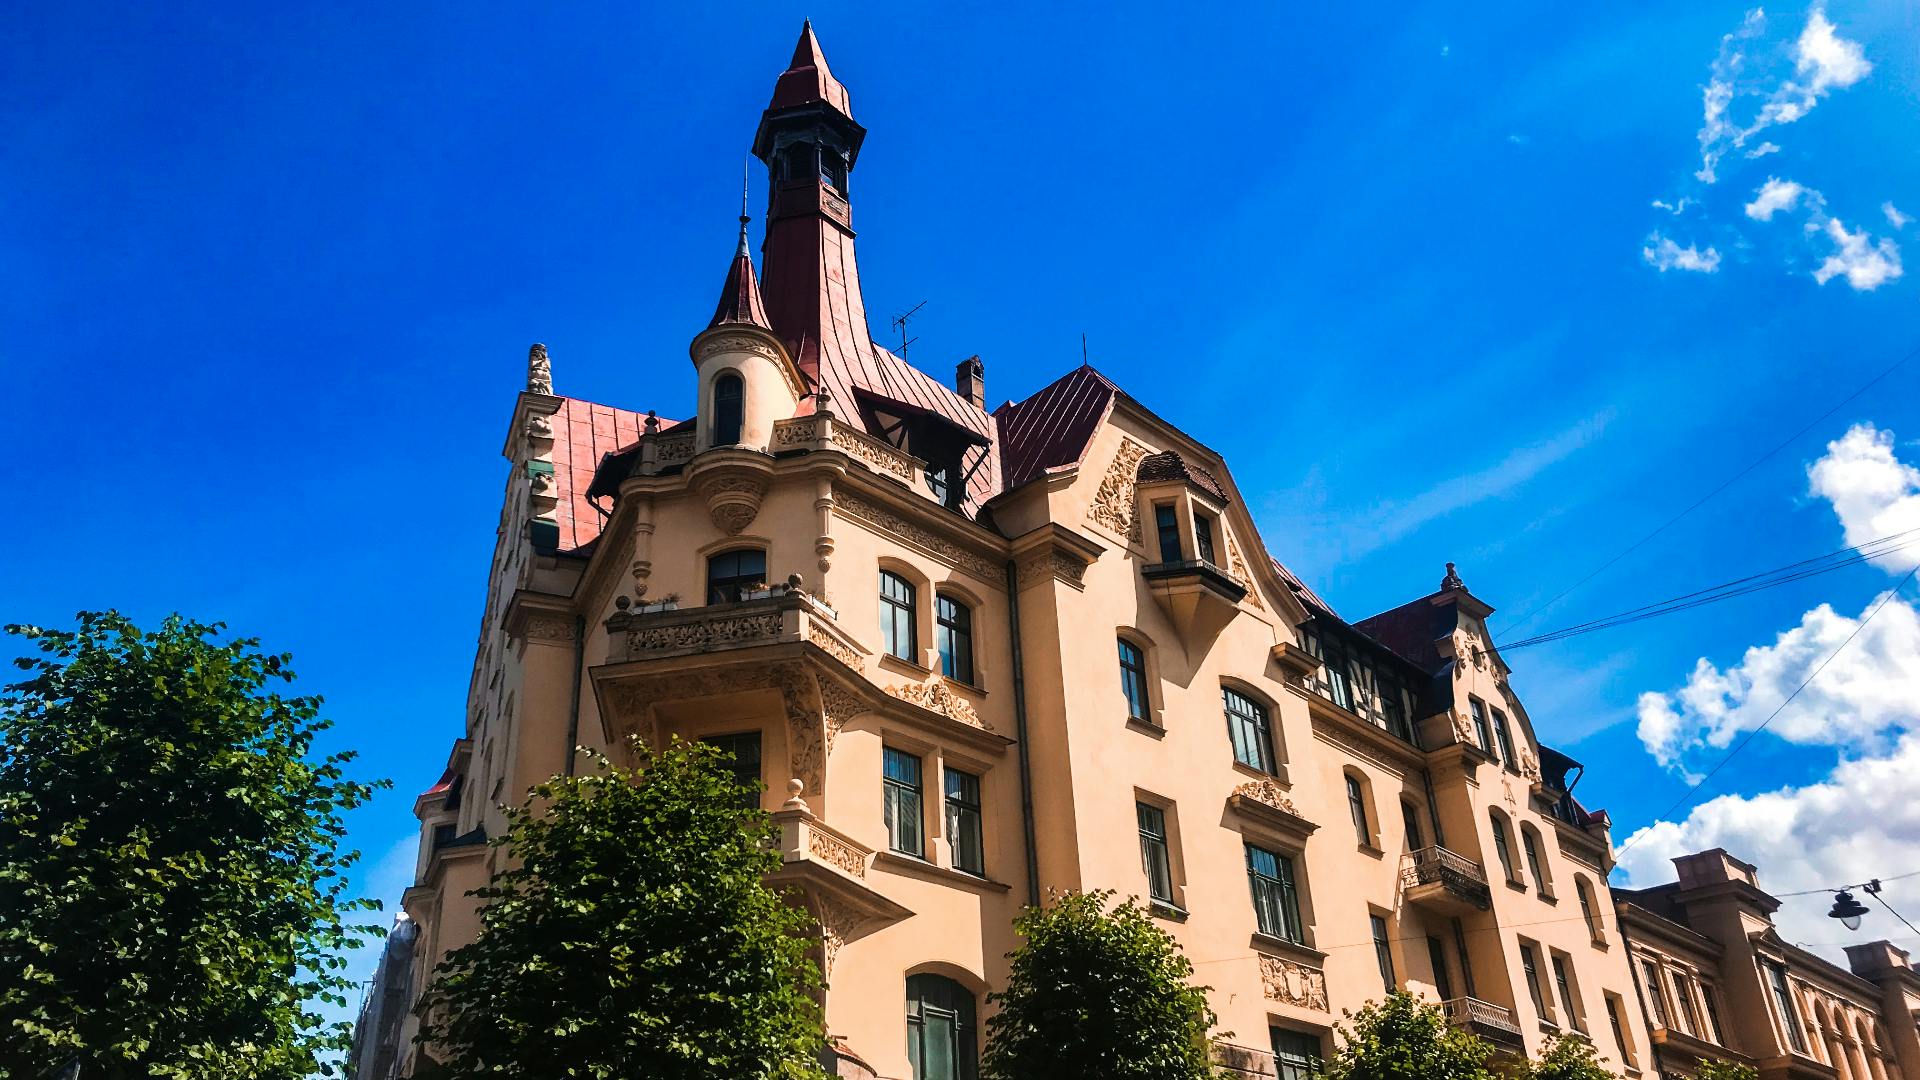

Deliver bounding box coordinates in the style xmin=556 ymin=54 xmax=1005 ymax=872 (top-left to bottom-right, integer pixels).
xmin=955 ymin=356 xmax=985 ymax=408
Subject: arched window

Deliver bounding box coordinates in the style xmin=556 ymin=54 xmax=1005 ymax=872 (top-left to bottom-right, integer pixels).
xmin=907 ymin=973 xmax=978 ymax=1080
xmin=1520 ymin=824 xmax=1553 ymax=897
xmin=936 ymin=594 xmax=974 ymax=684
xmin=706 ymin=548 xmax=766 ymax=604
xmin=880 ymin=570 xmax=917 ymax=661
xmin=1344 ymin=771 xmax=1373 ymax=847
xmin=1117 ymin=637 xmax=1150 ymax=723
xmin=712 ymin=372 xmax=744 ymax=446
xmin=1489 ymin=812 xmax=1517 ymax=883
xmin=1222 ymin=687 xmax=1274 ymax=773
xmin=1575 ymin=877 xmax=1604 ymax=942
xmin=1400 ymin=799 xmax=1424 ymax=850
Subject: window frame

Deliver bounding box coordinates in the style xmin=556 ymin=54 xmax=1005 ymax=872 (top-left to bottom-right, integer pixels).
xmin=944 ymin=766 xmax=984 ymax=876
xmin=1194 ymin=511 xmax=1218 ymax=566
xmin=1490 ymin=813 xmax=1518 ymax=883
xmin=1469 ymin=697 xmax=1497 ymax=759
xmin=1269 ymin=1028 xmax=1322 ymax=1080
xmin=700 ymin=730 xmax=763 ymax=811
xmin=1552 ymin=952 xmax=1584 ymax=1032
xmin=935 ymin=593 xmax=975 ymax=685
xmin=1521 ymin=942 xmax=1549 ymax=1020
xmin=1153 ymin=502 xmax=1183 ymax=562
xmin=1222 ymin=686 xmax=1276 ymax=774
xmin=1670 ymin=969 xmax=1702 ymax=1036
xmin=906 ymin=973 xmax=978 ymax=1080
xmin=879 ymin=569 xmax=918 ymax=663
xmin=1370 ymin=913 xmax=1396 ymax=994
xmin=1576 ymin=877 xmax=1604 ymax=942
xmin=711 ymin=371 xmax=744 ymax=446
xmin=1345 ymin=773 xmax=1372 ymax=848
xmin=1521 ymin=825 xmax=1552 ymax=897
xmin=1245 ymin=841 xmax=1304 ymax=944
xmin=1137 ymin=801 xmax=1176 ymax=907
xmin=882 ymin=746 xmax=925 ymax=858
xmin=706 ymin=547 xmax=768 ymax=605
xmin=1401 ymin=799 xmax=1424 ymax=850
xmin=1491 ymin=706 xmax=1518 ymax=768
xmin=1641 ymin=959 xmax=1670 ymax=1028
xmin=1117 ymin=636 xmax=1151 ymax=724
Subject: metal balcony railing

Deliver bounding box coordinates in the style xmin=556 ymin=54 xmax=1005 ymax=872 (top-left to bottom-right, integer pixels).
xmin=1400 ymin=845 xmax=1494 ymax=910
xmin=1443 ymin=996 xmax=1524 ymax=1042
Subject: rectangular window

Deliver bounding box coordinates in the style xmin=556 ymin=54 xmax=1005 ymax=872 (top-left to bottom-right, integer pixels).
xmin=1469 ymin=698 xmax=1495 ymax=758
xmin=1154 ymin=504 xmax=1183 ymax=562
xmin=1768 ymin=963 xmax=1806 ymax=1052
xmin=935 ymin=594 xmax=974 ymax=684
xmin=1702 ymin=983 xmax=1727 ymax=1045
xmin=1346 ymin=776 xmax=1370 ymax=847
xmin=944 ymin=768 xmax=984 ymax=876
xmin=883 ymin=747 xmax=924 ymax=858
xmin=1194 ymin=513 xmax=1217 ymax=565
xmin=1492 ymin=708 xmax=1518 ymax=767
xmin=1270 ymin=1029 xmax=1322 ymax=1080
xmin=1223 ymin=688 xmax=1274 ymax=773
xmin=1137 ymin=802 xmax=1174 ymax=905
xmin=1522 ymin=943 xmax=1548 ymax=1019
xmin=701 ymin=731 xmax=763 ymax=811
xmin=1428 ymin=936 xmax=1455 ymax=1002
xmin=1640 ymin=960 xmax=1668 ymax=1027
xmin=1606 ymin=994 xmax=1635 ymax=1066
xmin=1401 ymin=801 xmax=1423 ymax=850
xmin=880 ymin=571 xmax=917 ymax=662
xmin=1118 ymin=639 xmax=1150 ymax=723
xmin=1553 ymin=954 xmax=1583 ymax=1031
xmin=1491 ymin=816 xmax=1517 ymax=882
xmin=1246 ymin=843 xmax=1303 ymax=943
xmin=1670 ymin=971 xmax=1701 ymax=1035
xmin=1319 ymin=631 xmax=1353 ymax=711
xmin=1371 ymin=914 xmax=1396 ymax=994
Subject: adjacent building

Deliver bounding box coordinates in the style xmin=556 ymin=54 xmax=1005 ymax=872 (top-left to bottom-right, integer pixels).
xmin=365 ymin=22 xmax=1920 ymax=1080
xmin=1615 ymin=850 xmax=1920 ymax=1080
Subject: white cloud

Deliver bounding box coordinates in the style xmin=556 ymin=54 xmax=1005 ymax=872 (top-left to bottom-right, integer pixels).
xmin=1809 ymin=423 xmax=1920 ymax=565
xmin=1744 ymin=177 xmax=1806 ymax=221
xmin=1652 ymin=197 xmax=1694 ymax=216
xmin=1694 ymin=6 xmax=1871 ymax=185
xmin=1642 ymin=232 xmax=1722 ymax=273
xmin=1885 ymin=202 xmax=1911 ymax=230
xmin=1813 ymin=217 xmax=1903 ymax=290
xmin=1616 ymin=733 xmax=1920 ymax=959
xmin=1746 ymin=141 xmax=1782 ymax=159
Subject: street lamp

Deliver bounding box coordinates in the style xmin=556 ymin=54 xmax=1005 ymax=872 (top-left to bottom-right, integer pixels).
xmin=1829 ymin=889 xmax=1870 ymax=931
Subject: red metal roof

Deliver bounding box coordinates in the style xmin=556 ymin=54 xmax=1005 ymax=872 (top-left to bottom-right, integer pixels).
xmin=549 ymin=397 xmax=661 ymax=553
xmin=709 ymin=223 xmax=772 ymax=331
xmin=768 ymin=20 xmax=851 ymax=116
xmin=993 ymin=364 xmax=1117 ymax=492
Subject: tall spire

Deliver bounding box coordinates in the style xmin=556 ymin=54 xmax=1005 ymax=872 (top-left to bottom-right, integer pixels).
xmin=707 ymin=171 xmax=771 ymax=331
xmin=753 ymin=21 xmax=871 ymax=379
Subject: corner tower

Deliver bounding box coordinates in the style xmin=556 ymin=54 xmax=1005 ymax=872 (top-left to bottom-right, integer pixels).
xmin=753 ymin=21 xmax=872 ymax=382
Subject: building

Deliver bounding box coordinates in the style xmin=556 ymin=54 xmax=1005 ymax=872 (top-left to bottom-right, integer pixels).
xmin=376 ymin=23 xmax=1789 ymax=1079
xmin=347 ymin=913 xmax=416 ymax=1080
xmin=1614 ymin=849 xmax=1920 ymax=1080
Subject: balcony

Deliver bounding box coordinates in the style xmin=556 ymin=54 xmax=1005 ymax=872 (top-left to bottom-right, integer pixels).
xmin=766 ymin=806 xmax=912 ymax=980
xmin=1401 ymin=846 xmax=1493 ymax=914
xmin=1443 ymin=997 xmax=1525 ymax=1048
xmin=602 ymin=587 xmax=857 ymax=668
xmin=1141 ymin=558 xmax=1246 ymax=642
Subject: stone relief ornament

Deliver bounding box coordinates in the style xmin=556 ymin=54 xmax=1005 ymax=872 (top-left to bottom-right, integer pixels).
xmin=1233 ymin=778 xmax=1301 ymax=817
xmin=886 ymin=680 xmax=990 ymax=731
xmin=525 ymin=413 xmax=552 ymax=439
xmin=1519 ymin=747 xmax=1540 ymax=782
xmin=701 ymin=476 xmax=766 ymax=536
xmin=1227 ymin=535 xmax=1262 ymax=609
xmin=1089 ymin=436 xmax=1151 ymax=544
xmin=623 ymin=612 xmax=782 ymax=656
xmin=1452 ymin=709 xmax=1475 ymax=745
xmin=806 ymin=826 xmax=868 ymax=880
xmin=526 ymin=343 xmax=553 ymax=396
xmin=807 ymin=624 xmax=864 ymax=671
xmin=1259 ymin=955 xmax=1329 ymax=1011
xmin=815 ymin=677 xmax=871 ymax=754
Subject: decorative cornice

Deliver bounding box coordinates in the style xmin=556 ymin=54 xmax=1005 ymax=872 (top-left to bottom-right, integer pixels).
xmin=886 ymin=679 xmax=991 ymax=732
xmin=504 ymin=591 xmax=577 ymax=646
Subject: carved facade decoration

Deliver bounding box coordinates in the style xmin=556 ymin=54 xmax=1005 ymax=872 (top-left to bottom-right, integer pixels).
xmin=1233 ymin=777 xmax=1301 ymax=817
xmin=833 ymin=426 xmax=917 ymax=481
xmin=1016 ymin=551 xmax=1089 ymax=591
xmin=835 ymin=490 xmax=999 ymax=582
xmin=1518 ymin=747 xmax=1540 ymax=782
xmin=810 ymin=893 xmax=860 ymax=978
xmin=624 ymin=612 xmax=782 ymax=656
xmin=808 ymin=624 xmax=864 ymax=671
xmin=1227 ymin=535 xmax=1262 ymax=609
xmin=525 ymin=413 xmax=552 ymax=440
xmin=886 ymin=680 xmax=990 ymax=731
xmin=1088 ymin=436 xmax=1151 ymax=544
xmin=526 ymin=343 xmax=552 ymax=395
xmin=772 ymin=664 xmax=826 ymax=800
xmin=519 ymin=615 xmax=576 ymax=645
xmin=815 ymin=676 xmax=870 ymax=754
xmin=655 ymin=431 xmax=695 ymax=466
xmin=1452 ymin=709 xmax=1475 ymax=745
xmin=701 ymin=476 xmax=767 ymax=535
xmin=1259 ymin=954 xmax=1329 ymax=1011
xmin=772 ymin=417 xmax=822 ymax=447
xmin=807 ymin=826 xmax=869 ymax=879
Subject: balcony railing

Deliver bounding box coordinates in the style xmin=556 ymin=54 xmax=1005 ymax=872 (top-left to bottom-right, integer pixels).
xmin=1401 ymin=846 xmax=1493 ymax=912
xmin=1443 ymin=997 xmax=1524 ymax=1045
xmin=603 ymin=588 xmax=860 ymax=669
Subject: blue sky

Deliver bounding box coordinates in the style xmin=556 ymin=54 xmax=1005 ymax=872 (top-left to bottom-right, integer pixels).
xmin=7 ymin=0 xmax=1920 ymax=1025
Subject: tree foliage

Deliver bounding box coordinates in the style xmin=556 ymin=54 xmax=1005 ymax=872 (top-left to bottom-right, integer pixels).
xmin=981 ymin=890 xmax=1221 ymax=1080
xmin=0 ymin=612 xmax=386 ymax=1079
xmin=1691 ymin=1061 xmax=1758 ymax=1080
xmin=1325 ymin=992 xmax=1497 ymax=1080
xmin=415 ymin=739 xmax=825 ymax=1080
xmin=1521 ymin=1031 xmax=1620 ymax=1080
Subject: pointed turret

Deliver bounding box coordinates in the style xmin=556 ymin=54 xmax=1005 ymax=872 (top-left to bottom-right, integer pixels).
xmin=708 ymin=211 xmax=772 ymax=331
xmin=753 ymin=21 xmax=872 ymax=380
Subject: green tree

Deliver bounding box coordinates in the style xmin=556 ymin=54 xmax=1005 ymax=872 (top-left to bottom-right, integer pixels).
xmin=981 ymin=890 xmax=1221 ymax=1080
xmin=415 ymin=739 xmax=825 ymax=1080
xmin=1325 ymin=992 xmax=1497 ymax=1080
xmin=1522 ymin=1031 xmax=1619 ymax=1080
xmin=0 ymin=612 xmax=386 ymax=1079
xmin=1692 ymin=1061 xmax=1758 ymax=1080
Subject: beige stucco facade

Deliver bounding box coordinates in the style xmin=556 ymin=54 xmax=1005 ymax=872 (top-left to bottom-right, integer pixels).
xmin=351 ymin=23 xmax=1920 ymax=1080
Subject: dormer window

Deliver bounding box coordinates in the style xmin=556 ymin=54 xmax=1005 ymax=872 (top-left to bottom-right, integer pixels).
xmin=713 ymin=373 xmax=744 ymax=446
xmin=1194 ymin=512 xmax=1217 ymax=566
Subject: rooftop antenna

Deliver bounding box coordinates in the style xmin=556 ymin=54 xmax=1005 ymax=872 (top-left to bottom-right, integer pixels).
xmin=1081 ymin=332 xmax=1088 ymax=365
xmin=891 ymin=299 xmax=927 ymax=358
xmin=737 ymin=161 xmax=751 ymax=253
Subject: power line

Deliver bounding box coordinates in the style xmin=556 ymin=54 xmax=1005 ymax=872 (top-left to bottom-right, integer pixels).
xmin=1497 ymin=526 xmax=1920 ymax=651
xmin=1498 ymin=341 xmax=1920 ymax=640
xmin=1614 ymin=564 xmax=1920 ymax=862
